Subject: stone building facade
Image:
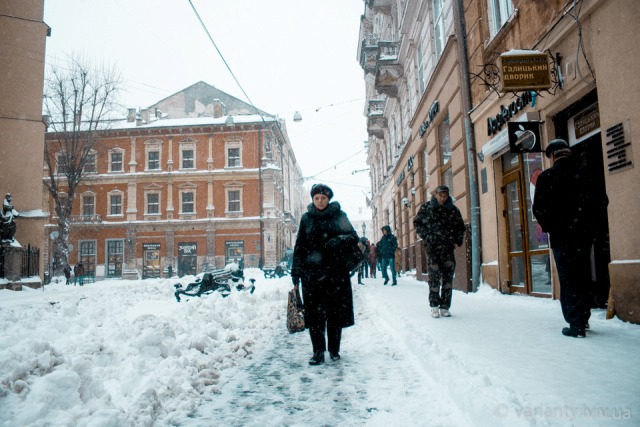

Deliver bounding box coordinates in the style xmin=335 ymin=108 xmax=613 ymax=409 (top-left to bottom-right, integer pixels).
xmin=0 ymin=0 xmax=49 ymax=281
xmin=358 ymin=0 xmax=640 ymax=323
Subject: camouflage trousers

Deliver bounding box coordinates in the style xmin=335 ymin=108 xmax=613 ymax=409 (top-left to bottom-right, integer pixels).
xmin=427 ymin=250 xmax=456 ymax=309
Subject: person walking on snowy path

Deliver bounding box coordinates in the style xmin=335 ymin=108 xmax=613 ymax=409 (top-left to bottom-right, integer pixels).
xmin=532 ymin=139 xmax=608 ymax=338
xmin=378 ymin=225 xmax=398 ymax=286
xmin=291 ymin=184 xmax=359 ymax=365
xmin=414 ymin=185 xmax=465 ymax=318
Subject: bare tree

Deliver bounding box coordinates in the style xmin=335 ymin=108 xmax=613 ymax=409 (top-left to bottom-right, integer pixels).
xmin=43 ymin=56 xmax=122 ymax=271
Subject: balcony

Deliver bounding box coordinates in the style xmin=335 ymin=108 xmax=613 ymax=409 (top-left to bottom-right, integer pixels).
xmin=366 ymin=0 xmax=392 ymax=15
xmin=359 ymin=34 xmax=379 ymax=74
xmin=68 ymin=214 xmax=102 ymax=224
xmin=367 ymin=115 xmax=388 ymax=139
xmin=375 ymin=41 xmax=403 ymax=98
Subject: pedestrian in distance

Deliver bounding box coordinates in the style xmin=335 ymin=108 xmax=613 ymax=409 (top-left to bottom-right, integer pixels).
xmin=291 ymin=184 xmax=359 ymax=365
xmin=378 ymin=225 xmax=398 ymax=286
xmin=532 ymin=139 xmax=608 ymax=338
xmin=413 ymin=185 xmax=465 ymax=318
xmin=368 ymin=242 xmax=377 ymax=278
xmin=63 ymin=264 xmax=71 ymax=285
xmin=76 ymin=261 xmax=85 ymax=286
xmin=357 ymin=237 xmax=369 ymax=285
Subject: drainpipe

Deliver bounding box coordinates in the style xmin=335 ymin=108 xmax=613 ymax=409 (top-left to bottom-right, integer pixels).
xmin=453 ymin=0 xmax=482 ymax=291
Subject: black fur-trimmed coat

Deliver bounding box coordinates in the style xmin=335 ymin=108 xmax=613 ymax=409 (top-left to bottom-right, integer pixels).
xmin=291 ymin=201 xmax=358 ymax=328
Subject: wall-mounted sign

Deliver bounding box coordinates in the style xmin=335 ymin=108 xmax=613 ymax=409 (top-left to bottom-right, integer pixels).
xmin=508 ymin=121 xmax=542 ymax=153
xmin=406 ymin=154 xmax=414 ymax=171
xmin=178 ymin=242 xmax=197 ymax=256
xmin=487 ymin=91 xmax=534 ymax=135
xmin=418 ymin=100 xmax=440 ymax=137
xmin=395 ymin=170 xmax=406 ymax=187
xmin=498 ymin=50 xmax=552 ymax=93
xmin=606 ymin=120 xmax=633 ymax=173
xmin=143 ymin=243 xmax=161 ymax=251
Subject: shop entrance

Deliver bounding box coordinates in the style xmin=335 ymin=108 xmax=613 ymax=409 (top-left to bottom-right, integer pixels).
xmin=178 ymin=242 xmax=197 ymax=277
xmin=502 ymin=151 xmax=552 ymax=295
xmin=554 ymin=91 xmax=611 ymax=307
xmin=142 ymin=243 xmax=161 ymax=279
xmin=106 ymin=239 xmax=124 ymax=278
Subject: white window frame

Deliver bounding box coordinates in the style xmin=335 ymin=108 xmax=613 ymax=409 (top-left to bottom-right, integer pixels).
xmin=107 ymin=191 xmax=124 ymax=217
xmin=83 ymin=151 xmax=97 ymax=174
xmin=109 ymin=149 xmax=124 ymax=173
xmin=225 ymin=138 xmax=243 ymax=168
xmin=180 ymin=190 xmax=195 ymax=214
xmin=145 ymin=191 xmax=161 ymax=216
xmin=433 ymin=0 xmax=446 ymax=57
xmin=147 ymin=150 xmax=160 ymax=171
xmin=179 ymin=140 xmax=196 ymax=170
xmin=144 ymin=139 xmax=163 ymax=172
xmin=488 ymin=0 xmax=514 ymax=38
xmin=226 ymin=188 xmax=242 ymax=213
xmin=81 ymin=192 xmax=95 ymax=217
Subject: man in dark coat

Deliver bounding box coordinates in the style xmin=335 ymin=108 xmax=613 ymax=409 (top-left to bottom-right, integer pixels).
xmin=291 ymin=184 xmax=359 ymax=365
xmin=532 ymin=139 xmax=608 ymax=338
xmin=413 ymin=185 xmax=465 ymax=318
xmin=378 ymin=225 xmax=398 ymax=286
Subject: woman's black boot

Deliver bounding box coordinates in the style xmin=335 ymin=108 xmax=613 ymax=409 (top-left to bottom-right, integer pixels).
xmin=329 ymin=352 xmax=341 ymax=361
xmin=308 ymin=351 xmax=325 ymax=365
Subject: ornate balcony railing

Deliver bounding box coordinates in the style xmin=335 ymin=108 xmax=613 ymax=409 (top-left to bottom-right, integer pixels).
xmin=68 ymin=214 xmax=102 ymax=224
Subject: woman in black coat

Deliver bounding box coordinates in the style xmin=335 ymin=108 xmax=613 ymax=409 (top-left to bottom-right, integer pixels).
xmin=291 ymin=184 xmax=358 ymax=365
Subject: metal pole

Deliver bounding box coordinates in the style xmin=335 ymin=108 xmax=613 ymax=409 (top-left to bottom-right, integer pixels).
xmin=258 ymin=127 xmax=264 ymax=268
xmin=453 ymin=0 xmax=482 ymax=291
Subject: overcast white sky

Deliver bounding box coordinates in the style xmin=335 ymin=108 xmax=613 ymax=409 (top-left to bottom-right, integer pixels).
xmin=43 ymin=0 xmax=372 ymax=221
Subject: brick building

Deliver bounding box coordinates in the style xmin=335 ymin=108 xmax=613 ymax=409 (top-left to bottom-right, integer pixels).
xmin=44 ymin=82 xmax=306 ymax=279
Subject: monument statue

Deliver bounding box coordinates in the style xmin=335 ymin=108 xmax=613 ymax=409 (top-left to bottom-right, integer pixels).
xmin=1 ymin=193 xmax=19 ymax=242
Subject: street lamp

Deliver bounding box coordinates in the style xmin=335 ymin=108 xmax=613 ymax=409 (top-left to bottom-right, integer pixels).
xmin=362 ymin=222 xmax=366 ymax=238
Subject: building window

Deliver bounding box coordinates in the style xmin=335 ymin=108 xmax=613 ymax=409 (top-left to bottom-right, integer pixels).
xmin=438 ymin=114 xmax=453 ymax=193
xmin=110 ymin=150 xmax=123 ymax=172
xmin=147 ymin=193 xmax=159 ymax=215
xmin=181 ymin=191 xmax=194 ymax=214
xmin=433 ymin=0 xmax=445 ymax=57
xmin=84 ymin=153 xmax=96 ymax=173
xmin=82 ymin=194 xmax=95 ymax=217
xmin=227 ymin=189 xmax=241 ymax=212
xmin=488 ymin=0 xmax=514 ymax=37
xmin=181 ymin=149 xmax=194 ymax=169
xmin=109 ymin=193 xmax=123 ymax=216
xmin=227 ymin=147 xmax=240 ymax=167
xmin=56 ymin=153 xmax=68 ymax=174
xmin=147 ymin=150 xmax=160 ymax=170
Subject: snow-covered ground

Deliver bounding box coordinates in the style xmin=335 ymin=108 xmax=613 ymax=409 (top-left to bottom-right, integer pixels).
xmin=1 ymin=270 xmax=638 ymax=426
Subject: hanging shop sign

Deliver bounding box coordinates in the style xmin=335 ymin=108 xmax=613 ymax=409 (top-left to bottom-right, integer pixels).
xmin=508 ymin=121 xmax=542 ymax=153
xmin=418 ymin=100 xmax=440 ymax=137
xmin=569 ymin=103 xmax=600 ymax=145
xmin=498 ymin=50 xmax=552 ymax=93
xmin=605 ymin=120 xmax=633 ymax=173
xmin=396 ymin=170 xmax=406 ymax=187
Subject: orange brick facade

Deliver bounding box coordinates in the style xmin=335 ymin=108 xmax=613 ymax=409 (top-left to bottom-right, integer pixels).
xmin=45 ymin=102 xmax=305 ymax=279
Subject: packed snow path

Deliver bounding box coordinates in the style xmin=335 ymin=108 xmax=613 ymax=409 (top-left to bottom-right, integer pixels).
xmin=193 ymin=284 xmax=473 ymax=426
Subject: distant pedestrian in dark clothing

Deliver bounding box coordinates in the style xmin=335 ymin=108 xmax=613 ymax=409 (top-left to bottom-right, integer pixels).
xmin=357 ymin=237 xmax=369 ymax=284
xmin=378 ymin=225 xmax=398 ymax=286
xmin=291 ymin=184 xmax=358 ymax=365
xmin=414 ymin=185 xmax=465 ymax=318
xmin=533 ymin=139 xmax=608 ymax=338
xmin=368 ymin=243 xmax=377 ymax=278
xmin=75 ymin=261 xmax=85 ymax=286
xmin=63 ymin=264 xmax=71 ymax=285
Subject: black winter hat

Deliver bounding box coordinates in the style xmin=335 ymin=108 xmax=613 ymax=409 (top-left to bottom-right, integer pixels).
xmin=545 ymin=139 xmax=571 ymax=158
xmin=310 ymin=183 xmax=334 ymax=200
xmin=435 ymin=185 xmax=450 ymax=194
